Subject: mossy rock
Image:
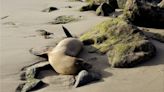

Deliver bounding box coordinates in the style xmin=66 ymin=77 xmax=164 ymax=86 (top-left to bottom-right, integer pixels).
xmin=50 ymin=15 xmax=80 ymax=24
xmin=80 ymin=18 xmax=156 ymax=67
xmin=80 ymin=2 xmax=99 ymax=11
xmin=123 ymin=0 xmax=164 ymax=28
xmin=80 ymin=0 xmax=118 ymax=12
xmin=116 ymin=0 xmax=127 ymax=9
xmin=16 ymin=79 xmax=45 ymax=92
xmin=152 ymin=33 xmax=164 ymax=42
xmin=20 ymin=62 xmax=51 ymax=80
xmin=96 ymin=3 xmax=115 ymax=16
xmin=143 ymin=30 xmax=164 ymax=43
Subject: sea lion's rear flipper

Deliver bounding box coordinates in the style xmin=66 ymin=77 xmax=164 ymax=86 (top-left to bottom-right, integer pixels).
xmin=29 ymin=46 xmax=52 ymax=59
xmin=62 ymin=26 xmax=73 ymax=37
xmin=29 ymin=48 xmax=48 ymax=59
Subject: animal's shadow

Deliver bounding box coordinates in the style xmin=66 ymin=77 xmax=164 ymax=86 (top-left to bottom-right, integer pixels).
xmin=78 ymin=45 xmax=113 ymax=79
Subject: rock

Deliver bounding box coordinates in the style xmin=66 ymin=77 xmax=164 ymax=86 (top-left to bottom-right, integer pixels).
xmin=36 ymin=30 xmax=54 ymax=39
xmin=158 ymin=0 xmax=164 ymax=8
xmin=16 ymin=83 xmax=25 ymax=92
xmin=1 ymin=16 xmax=9 ymax=20
xmin=107 ymin=0 xmax=118 ymax=9
xmin=116 ymin=0 xmax=127 ymax=9
xmin=151 ymin=33 xmax=164 ymax=43
xmin=79 ymin=2 xmax=99 ymax=11
xmin=80 ymin=18 xmax=156 ymax=67
xmin=42 ymin=7 xmax=58 ymax=12
xmin=124 ymin=0 xmax=164 ymax=28
xmin=65 ymin=6 xmax=72 ymax=8
xmin=2 ymin=21 xmax=16 ymax=26
xmin=17 ymin=62 xmax=52 ymax=91
xmin=144 ymin=0 xmax=162 ymax=4
xmin=109 ymin=40 xmax=156 ymax=67
xmin=16 ymin=79 xmax=45 ymax=92
xmin=50 ymin=15 xmax=80 ymax=24
xmin=143 ymin=30 xmax=164 ymax=43
xmin=20 ymin=62 xmax=52 ymax=80
xmin=80 ymin=0 xmax=118 ymax=12
xmin=25 ymin=68 xmax=36 ymax=80
xmin=96 ymin=3 xmax=115 ymax=16
xmin=74 ymin=70 xmax=101 ymax=87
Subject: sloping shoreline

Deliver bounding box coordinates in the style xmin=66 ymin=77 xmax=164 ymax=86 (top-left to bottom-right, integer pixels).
xmin=0 ymin=0 xmax=164 ymax=92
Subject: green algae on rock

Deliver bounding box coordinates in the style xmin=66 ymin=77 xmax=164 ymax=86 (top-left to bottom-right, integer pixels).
xmin=143 ymin=30 xmax=164 ymax=43
xmin=80 ymin=18 xmax=156 ymax=67
xmin=16 ymin=79 xmax=45 ymax=92
xmin=50 ymin=15 xmax=81 ymax=24
xmin=116 ymin=0 xmax=127 ymax=9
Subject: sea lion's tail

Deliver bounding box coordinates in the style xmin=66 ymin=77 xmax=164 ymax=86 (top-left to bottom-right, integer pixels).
xmin=62 ymin=26 xmax=73 ymax=37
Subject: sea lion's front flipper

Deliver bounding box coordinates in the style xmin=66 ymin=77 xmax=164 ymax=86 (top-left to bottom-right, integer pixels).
xmin=62 ymin=26 xmax=73 ymax=37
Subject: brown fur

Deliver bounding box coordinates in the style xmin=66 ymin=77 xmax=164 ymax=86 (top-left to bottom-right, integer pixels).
xmin=48 ymin=38 xmax=90 ymax=75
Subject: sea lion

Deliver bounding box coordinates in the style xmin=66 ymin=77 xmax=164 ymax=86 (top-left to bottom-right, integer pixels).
xmin=48 ymin=38 xmax=92 ymax=75
xmin=29 ymin=26 xmax=92 ymax=75
xmin=29 ymin=26 xmax=100 ymax=87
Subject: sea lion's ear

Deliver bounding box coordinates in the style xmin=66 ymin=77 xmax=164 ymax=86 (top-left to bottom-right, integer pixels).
xmin=62 ymin=26 xmax=73 ymax=37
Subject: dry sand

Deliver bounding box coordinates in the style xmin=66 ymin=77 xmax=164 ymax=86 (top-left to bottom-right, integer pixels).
xmin=0 ymin=0 xmax=164 ymax=92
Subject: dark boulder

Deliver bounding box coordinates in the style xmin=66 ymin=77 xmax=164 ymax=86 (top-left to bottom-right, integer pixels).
xmin=42 ymin=7 xmax=58 ymax=12
xmin=96 ymin=3 xmax=115 ymax=16
xmin=80 ymin=0 xmax=118 ymax=12
xmin=124 ymin=0 xmax=164 ymax=28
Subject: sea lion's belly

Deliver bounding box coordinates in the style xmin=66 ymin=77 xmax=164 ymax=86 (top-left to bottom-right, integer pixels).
xmin=49 ymin=53 xmax=78 ymax=75
xmin=54 ymin=38 xmax=83 ymax=56
xmin=48 ymin=38 xmax=84 ymax=75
